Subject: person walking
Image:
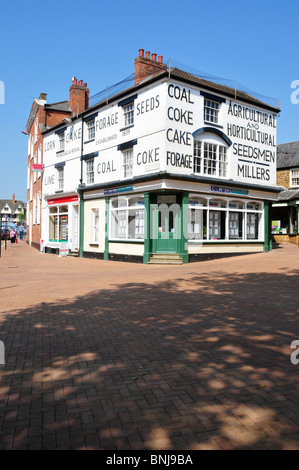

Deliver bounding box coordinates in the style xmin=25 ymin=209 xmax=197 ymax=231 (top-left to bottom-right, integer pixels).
xmin=19 ymin=224 xmax=24 ymax=241
xmin=10 ymin=228 xmax=16 ymax=246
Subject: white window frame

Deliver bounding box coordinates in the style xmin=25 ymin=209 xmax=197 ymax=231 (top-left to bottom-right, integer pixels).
xmin=194 ymin=141 xmax=228 ymax=178
xmin=35 ymin=118 xmax=38 ymax=143
xmin=123 ymin=102 xmax=134 ymax=127
xmin=92 ymin=208 xmax=99 ymax=243
xmin=109 ymin=195 xmax=145 ymax=241
xmin=123 ymin=148 xmax=133 ymax=179
xmin=86 ymin=159 xmax=94 ymax=185
xmin=87 ymin=119 xmax=95 ymax=141
xmin=188 ymin=196 xmax=263 ymax=242
xmin=58 ymin=132 xmax=65 ymax=151
xmin=204 ymin=98 xmax=220 ymax=124
xmin=290 ymin=169 xmax=299 ymax=188
xmin=57 ymin=167 xmax=64 ymax=191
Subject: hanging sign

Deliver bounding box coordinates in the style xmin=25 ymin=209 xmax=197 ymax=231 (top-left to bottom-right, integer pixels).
xmin=31 ymin=163 xmax=44 ymax=172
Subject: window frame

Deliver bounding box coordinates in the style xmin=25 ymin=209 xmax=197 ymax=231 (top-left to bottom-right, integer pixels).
xmin=193 ymin=140 xmax=228 ymax=178
xmin=86 ymin=158 xmax=94 ymax=185
xmin=109 ymin=195 xmax=145 ymax=241
xmin=123 ymin=102 xmax=134 ymax=128
xmin=57 ymin=167 xmax=64 ymax=191
xmin=123 ymin=148 xmax=134 ymax=179
xmin=86 ymin=119 xmax=95 ymax=141
xmin=204 ymin=98 xmax=220 ymax=124
xmin=290 ymin=169 xmax=299 ymax=188
xmin=188 ymin=195 xmax=263 ymax=242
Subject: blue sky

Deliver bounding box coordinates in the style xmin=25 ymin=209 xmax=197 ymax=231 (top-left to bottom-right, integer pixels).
xmin=0 ymin=0 xmax=298 ymax=202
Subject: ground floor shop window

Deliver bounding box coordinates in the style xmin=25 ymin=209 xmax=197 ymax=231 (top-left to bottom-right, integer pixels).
xmin=110 ymin=196 xmax=144 ymax=240
xmin=188 ymin=196 xmax=263 ymax=241
xmin=49 ymin=205 xmax=68 ymax=242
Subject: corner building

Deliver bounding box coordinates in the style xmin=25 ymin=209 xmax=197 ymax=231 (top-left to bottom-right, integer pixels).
xmin=42 ymin=50 xmax=281 ymax=263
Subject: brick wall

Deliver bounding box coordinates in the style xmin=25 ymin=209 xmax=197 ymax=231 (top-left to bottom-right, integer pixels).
xmin=277 ymin=169 xmax=290 ymax=188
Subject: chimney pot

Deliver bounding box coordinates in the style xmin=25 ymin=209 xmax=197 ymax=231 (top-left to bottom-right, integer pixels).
xmin=78 ymin=80 xmax=83 ymax=86
xmin=72 ymin=77 xmax=77 ymax=85
xmin=152 ymin=53 xmax=157 ymax=61
xmin=139 ymin=49 xmax=144 ymax=57
xmin=158 ymin=55 xmax=163 ymax=63
xmin=145 ymin=50 xmax=150 ymax=59
xmin=83 ymin=82 xmax=87 ymax=88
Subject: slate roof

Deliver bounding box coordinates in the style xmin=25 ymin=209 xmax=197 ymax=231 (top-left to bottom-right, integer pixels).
xmin=44 ymin=100 xmax=71 ymax=113
xmin=277 ymin=141 xmax=299 ymax=169
xmin=277 ymin=188 xmax=299 ymax=202
xmin=170 ymin=68 xmax=279 ymax=113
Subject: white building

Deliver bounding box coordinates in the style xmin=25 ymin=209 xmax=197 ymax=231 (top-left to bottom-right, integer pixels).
xmin=41 ymin=50 xmax=280 ymax=263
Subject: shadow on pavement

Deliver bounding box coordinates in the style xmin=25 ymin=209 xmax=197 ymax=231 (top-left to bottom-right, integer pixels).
xmin=1 ymin=268 xmax=299 ymax=449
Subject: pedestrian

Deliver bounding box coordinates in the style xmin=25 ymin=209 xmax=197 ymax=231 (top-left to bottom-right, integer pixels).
xmin=19 ymin=224 xmax=24 ymax=241
xmin=10 ymin=228 xmax=16 ymax=246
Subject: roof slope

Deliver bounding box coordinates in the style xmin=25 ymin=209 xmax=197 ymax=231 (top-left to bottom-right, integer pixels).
xmin=277 ymin=141 xmax=299 ymax=169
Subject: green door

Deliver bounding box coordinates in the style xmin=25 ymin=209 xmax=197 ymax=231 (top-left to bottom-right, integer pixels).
xmin=152 ymin=196 xmax=181 ymax=253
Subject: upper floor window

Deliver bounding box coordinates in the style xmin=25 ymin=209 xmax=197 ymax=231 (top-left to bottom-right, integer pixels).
xmin=123 ymin=148 xmax=133 ymax=179
xmin=87 ymin=119 xmax=95 ymax=141
xmin=123 ymin=102 xmax=134 ymax=127
xmin=58 ymin=132 xmax=65 ymax=151
xmin=194 ymin=141 xmax=227 ymax=178
xmin=204 ymin=99 xmax=220 ymax=124
xmin=34 ymin=118 xmax=38 ymax=143
xmin=57 ymin=167 xmax=64 ymax=191
xmin=290 ymin=169 xmax=299 ymax=187
xmin=86 ymin=159 xmax=94 ymax=185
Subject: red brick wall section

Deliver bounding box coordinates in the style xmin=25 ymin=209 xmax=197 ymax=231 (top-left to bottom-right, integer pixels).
xmin=69 ymin=79 xmax=89 ymax=117
xmin=135 ymin=50 xmax=167 ymax=85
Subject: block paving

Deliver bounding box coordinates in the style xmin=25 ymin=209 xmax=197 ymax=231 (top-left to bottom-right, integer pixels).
xmin=0 ymin=239 xmax=299 ymax=449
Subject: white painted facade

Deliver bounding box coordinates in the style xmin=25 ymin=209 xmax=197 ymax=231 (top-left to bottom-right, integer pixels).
xmin=41 ymin=70 xmax=279 ymax=261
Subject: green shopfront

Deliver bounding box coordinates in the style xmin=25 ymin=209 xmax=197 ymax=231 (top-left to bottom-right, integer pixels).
xmin=81 ymin=176 xmax=277 ymax=264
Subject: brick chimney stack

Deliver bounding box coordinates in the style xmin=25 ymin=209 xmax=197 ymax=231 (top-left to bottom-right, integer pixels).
xmin=134 ymin=49 xmax=167 ymax=85
xmin=12 ymin=193 xmax=15 ymax=204
xmin=69 ymin=77 xmax=90 ymax=116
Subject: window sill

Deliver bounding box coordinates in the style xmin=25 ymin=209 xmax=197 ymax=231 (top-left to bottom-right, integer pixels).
xmin=84 ymin=139 xmax=95 ymax=144
xmin=55 ymin=190 xmax=64 ymax=194
xmin=203 ymin=121 xmax=223 ymax=129
xmin=109 ymin=239 xmax=144 ymax=244
xmin=120 ymin=124 xmax=134 ymax=132
xmin=89 ymin=243 xmax=99 ymax=247
xmin=56 ymin=150 xmax=65 ymax=155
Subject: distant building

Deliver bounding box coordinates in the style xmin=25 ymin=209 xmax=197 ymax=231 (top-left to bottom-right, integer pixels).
xmin=0 ymin=194 xmax=26 ymax=224
xmin=272 ymin=141 xmax=299 ymax=244
xmin=25 ymin=81 xmax=90 ymax=250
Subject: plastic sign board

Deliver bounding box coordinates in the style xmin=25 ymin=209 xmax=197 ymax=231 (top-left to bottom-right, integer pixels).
xmin=31 ymin=163 xmax=44 ymax=172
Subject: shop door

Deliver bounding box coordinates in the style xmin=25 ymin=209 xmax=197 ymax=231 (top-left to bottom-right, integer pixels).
xmin=155 ymin=198 xmax=180 ymax=253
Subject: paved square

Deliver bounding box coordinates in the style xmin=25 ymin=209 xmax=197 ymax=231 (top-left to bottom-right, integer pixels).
xmin=0 ymin=241 xmax=299 ymax=449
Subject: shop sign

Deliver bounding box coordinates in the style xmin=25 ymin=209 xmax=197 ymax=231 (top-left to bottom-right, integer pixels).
xmin=31 ymin=163 xmax=43 ymax=172
xmin=210 ymin=185 xmax=249 ymax=196
xmin=47 ymin=195 xmax=79 ymax=205
xmin=104 ymin=185 xmax=133 ymax=196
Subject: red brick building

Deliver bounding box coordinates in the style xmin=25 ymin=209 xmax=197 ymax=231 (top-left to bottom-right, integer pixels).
xmin=25 ymin=80 xmax=89 ymax=249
